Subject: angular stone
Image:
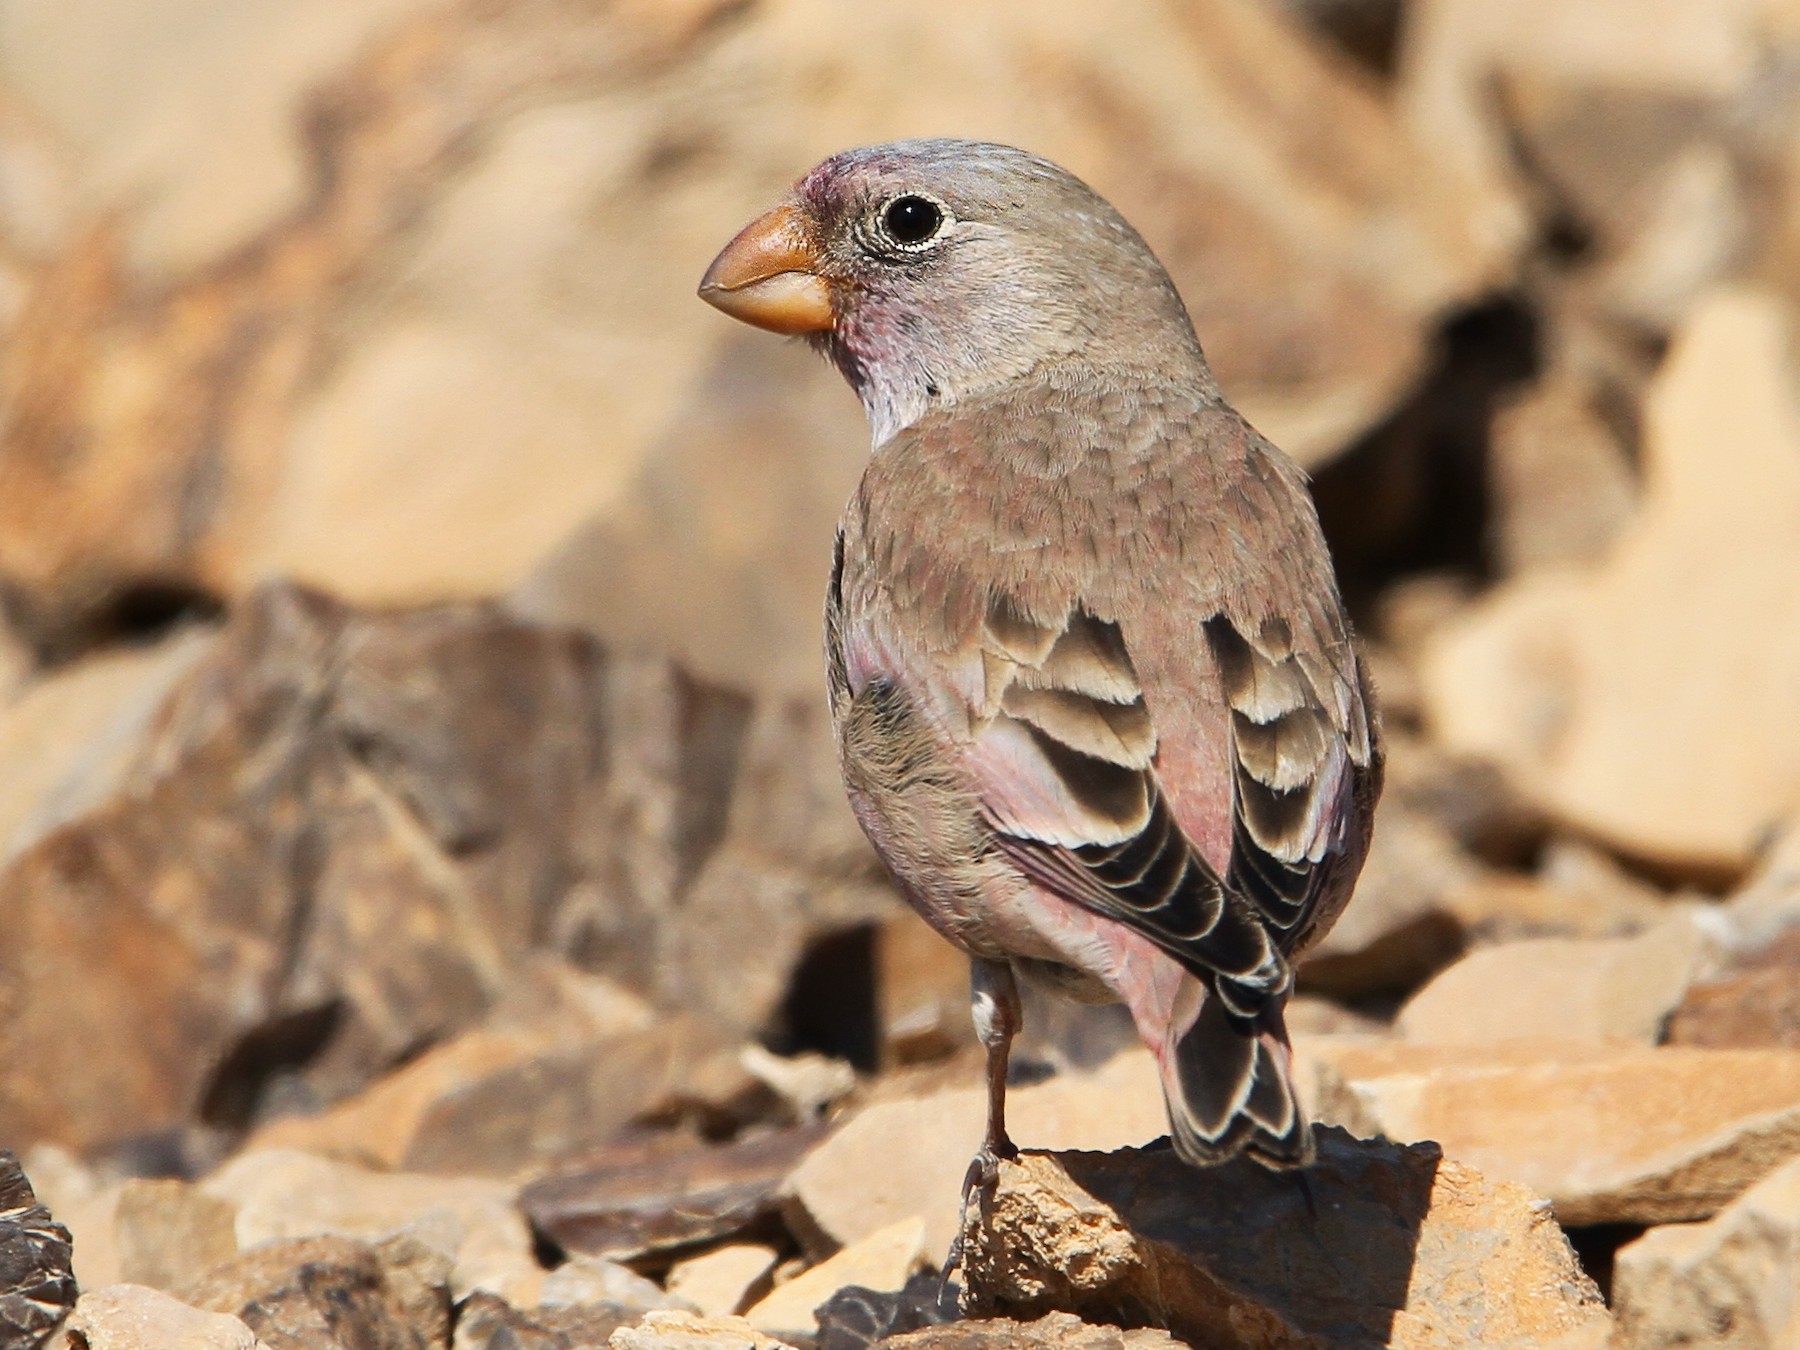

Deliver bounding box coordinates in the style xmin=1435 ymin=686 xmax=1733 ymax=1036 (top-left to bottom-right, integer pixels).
xmin=874 ymin=912 xmax=974 ymax=1067
xmin=48 ymin=1284 xmax=262 ymax=1350
xmin=877 ymin=1312 xmax=1187 ymax=1349
xmin=1668 ymin=927 xmax=1800 ymax=1049
xmin=1611 ymin=1154 xmax=1800 ymax=1348
xmin=454 ymin=1290 xmax=643 ymax=1350
xmin=522 ymin=1124 xmax=832 ymax=1264
xmin=787 ymin=1050 xmax=1169 ymax=1260
xmin=1423 ymin=288 xmax=1800 ymax=874
xmin=744 ymin=1219 xmax=927 ymax=1339
xmin=1312 ymin=1042 xmax=1800 ymax=1224
xmin=113 ymin=1178 xmax=240 ymax=1294
xmin=0 ymin=627 xmax=214 ymax=865
xmin=959 ymin=1131 xmax=1608 ymax=1349
xmin=200 ymin=1148 xmax=536 ymax=1299
xmin=1396 ymin=915 xmax=1713 ymax=1045
xmin=182 ymin=1233 xmax=450 ymax=1350
xmin=0 ymin=1151 xmax=76 ymax=1347
xmin=1488 ymin=372 xmax=1639 ymax=576
xmin=665 ymin=1246 xmax=778 ymax=1321
xmin=606 ymin=1311 xmax=796 ymax=1350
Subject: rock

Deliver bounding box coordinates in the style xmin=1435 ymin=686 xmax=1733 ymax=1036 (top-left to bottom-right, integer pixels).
xmin=665 ymin=1247 xmax=779 ymax=1321
xmin=0 ymin=585 xmax=892 ymax=1157
xmin=1312 ymin=1041 xmax=1800 ymax=1224
xmin=1611 ymin=1153 xmax=1800 ymax=1348
xmin=607 ymin=1311 xmax=796 ymax=1350
xmin=181 ymin=1233 xmax=451 ymax=1350
xmin=0 ymin=1151 xmax=76 ymax=1348
xmin=874 ymin=913 xmax=975 ymax=1067
xmin=1488 ymin=372 xmax=1639 ymax=575
xmin=959 ymin=1130 xmax=1608 ymax=1349
xmin=786 ymin=1050 xmax=1168 ymax=1260
xmin=112 ymin=1178 xmax=240 ymax=1295
xmin=200 ymin=1148 xmax=536 ymax=1300
xmin=522 ymin=1124 xmax=832 ymax=1264
xmin=47 ymin=1284 xmax=262 ymax=1350
xmin=454 ymin=1290 xmax=643 ymax=1350
xmin=736 ymin=1047 xmax=858 ymax=1126
xmin=538 ymin=1257 xmax=686 ymax=1314
xmin=1717 ymin=821 xmax=1800 ymax=951
xmin=0 ymin=626 xmax=214 ymax=863
xmin=1423 ymin=288 xmax=1800 ymax=875
xmin=744 ymin=1219 xmax=927 ymax=1339
xmin=1667 ymin=926 xmax=1800 ymax=1049
xmin=0 ymin=0 xmax=1495 ymax=657
xmin=874 ymin=1312 xmax=1187 ymax=1349
xmin=1395 ymin=914 xmax=1714 ymax=1045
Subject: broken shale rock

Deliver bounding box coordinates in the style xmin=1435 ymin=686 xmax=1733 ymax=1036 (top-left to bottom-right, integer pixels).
xmin=0 ymin=1152 xmax=76 ymax=1350
xmin=958 ymin=1130 xmax=1608 ymax=1350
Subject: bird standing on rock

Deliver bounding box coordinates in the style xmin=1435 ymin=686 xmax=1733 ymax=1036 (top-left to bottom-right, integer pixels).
xmin=699 ymin=140 xmax=1381 ymax=1214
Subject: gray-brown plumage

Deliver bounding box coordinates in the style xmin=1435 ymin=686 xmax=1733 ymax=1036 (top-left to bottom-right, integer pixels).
xmin=700 ymin=140 xmax=1380 ymax=1191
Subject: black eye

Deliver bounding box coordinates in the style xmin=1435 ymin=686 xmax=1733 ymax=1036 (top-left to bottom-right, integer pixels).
xmin=881 ymin=195 xmax=943 ymax=246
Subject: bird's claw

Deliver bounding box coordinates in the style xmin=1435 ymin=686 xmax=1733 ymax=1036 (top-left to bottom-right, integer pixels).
xmin=941 ymin=1135 xmax=1017 ymax=1285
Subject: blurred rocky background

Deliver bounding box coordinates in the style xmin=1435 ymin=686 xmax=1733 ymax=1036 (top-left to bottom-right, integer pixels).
xmin=1 ymin=0 xmax=1799 ymax=1346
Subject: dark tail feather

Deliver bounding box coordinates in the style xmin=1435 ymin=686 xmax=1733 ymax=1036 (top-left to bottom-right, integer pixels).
xmin=1162 ymin=983 xmax=1311 ymax=1168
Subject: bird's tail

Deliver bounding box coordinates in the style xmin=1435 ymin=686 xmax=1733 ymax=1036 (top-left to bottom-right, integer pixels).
xmin=1160 ymin=979 xmax=1312 ymax=1168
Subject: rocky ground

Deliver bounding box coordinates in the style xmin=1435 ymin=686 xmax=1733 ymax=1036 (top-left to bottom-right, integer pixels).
xmin=3 ymin=0 xmax=1800 ymax=1346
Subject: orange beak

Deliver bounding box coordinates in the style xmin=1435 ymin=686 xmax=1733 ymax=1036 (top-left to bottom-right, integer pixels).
xmin=698 ymin=201 xmax=836 ymax=335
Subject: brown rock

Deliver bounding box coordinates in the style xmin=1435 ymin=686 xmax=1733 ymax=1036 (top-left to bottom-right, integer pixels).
xmin=959 ymin=1130 xmax=1608 ymax=1349
xmin=743 ymin=1219 xmax=927 ymax=1339
xmin=874 ymin=912 xmax=975 ymax=1067
xmin=786 ymin=1051 xmax=1169 ymax=1261
xmin=1312 ymin=1041 xmax=1800 ymax=1224
xmin=877 ymin=1312 xmax=1186 ymax=1349
xmin=183 ymin=1233 xmax=450 ymax=1350
xmin=1395 ymin=915 xmax=1713 ymax=1045
xmin=1668 ymin=927 xmax=1800 ymax=1049
xmin=1488 ymin=373 xmax=1639 ymax=576
xmin=112 ymin=1178 xmax=240 ymax=1295
xmin=664 ymin=1247 xmax=778 ymax=1322
xmin=200 ymin=1149 xmax=535 ymax=1300
xmin=0 ymin=585 xmax=892 ymax=1157
xmin=1423 ymin=288 xmax=1800 ymax=875
xmin=0 ymin=1151 xmax=76 ymax=1348
xmin=1611 ymin=1153 xmax=1800 ymax=1348
xmin=0 ymin=0 xmax=1494 ymax=657
xmin=522 ymin=1124 xmax=831 ymax=1265
xmin=606 ymin=1311 xmax=796 ymax=1350
xmin=48 ymin=1284 xmax=263 ymax=1350
xmin=453 ymin=1291 xmax=641 ymax=1350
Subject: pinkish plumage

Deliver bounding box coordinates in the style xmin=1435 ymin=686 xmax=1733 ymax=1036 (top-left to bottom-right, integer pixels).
xmin=703 ymin=139 xmax=1381 ymax=1186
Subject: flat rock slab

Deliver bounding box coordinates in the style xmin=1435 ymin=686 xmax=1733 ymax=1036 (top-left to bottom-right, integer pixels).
xmin=46 ymin=1284 xmax=262 ymax=1350
xmin=1611 ymin=1153 xmax=1800 ymax=1348
xmin=959 ymin=1129 xmax=1609 ymax=1350
xmin=1313 ymin=1042 xmax=1800 ymax=1224
xmin=523 ymin=1123 xmax=832 ymax=1263
xmin=877 ymin=1311 xmax=1187 ymax=1348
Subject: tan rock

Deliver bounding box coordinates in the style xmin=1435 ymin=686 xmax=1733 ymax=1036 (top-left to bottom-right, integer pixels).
xmin=113 ymin=1178 xmax=239 ymax=1294
xmin=1611 ymin=1154 xmax=1800 ymax=1348
xmin=666 ymin=1245 xmax=779 ymax=1321
xmin=200 ymin=1148 xmax=536 ymax=1299
xmin=609 ymin=1310 xmax=797 ymax=1350
xmin=0 ymin=627 xmax=212 ymax=863
xmin=875 ymin=910 xmax=976 ymax=1066
xmin=745 ymin=1218 xmax=927 ymax=1339
xmin=959 ymin=1131 xmax=1609 ymax=1349
xmin=1489 ymin=372 xmax=1638 ymax=576
xmin=1396 ymin=915 xmax=1714 ymax=1045
xmin=182 ymin=1232 xmax=450 ymax=1350
xmin=48 ymin=1284 xmax=263 ymax=1350
xmin=1313 ymin=1042 xmax=1800 ymax=1224
xmin=454 ymin=1290 xmax=648 ymax=1350
xmin=0 ymin=0 xmax=1493 ymax=658
xmin=786 ymin=1049 xmax=1168 ymax=1259
xmin=1423 ymin=288 xmax=1800 ymax=873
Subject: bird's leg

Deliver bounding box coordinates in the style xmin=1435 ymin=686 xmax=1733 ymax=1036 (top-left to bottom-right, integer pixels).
xmin=943 ymin=957 xmax=1021 ymax=1281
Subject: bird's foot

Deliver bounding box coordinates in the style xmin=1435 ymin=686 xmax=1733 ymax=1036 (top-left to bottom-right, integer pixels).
xmin=941 ymin=1134 xmax=1018 ymax=1285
